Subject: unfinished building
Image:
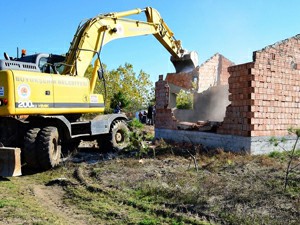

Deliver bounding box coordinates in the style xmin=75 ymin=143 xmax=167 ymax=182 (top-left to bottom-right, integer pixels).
xmin=155 ymin=34 xmax=300 ymax=154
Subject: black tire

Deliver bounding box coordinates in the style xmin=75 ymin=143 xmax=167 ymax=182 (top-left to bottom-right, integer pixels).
xmin=23 ymin=128 xmax=40 ymax=168
xmin=37 ymin=126 xmax=61 ymax=170
xmin=62 ymin=139 xmax=80 ymax=156
xmin=97 ymin=134 xmax=111 ymax=152
xmin=98 ymin=120 xmax=130 ymax=152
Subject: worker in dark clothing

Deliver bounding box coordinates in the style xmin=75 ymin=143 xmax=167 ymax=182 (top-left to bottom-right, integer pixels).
xmin=114 ymin=102 xmax=121 ymax=113
xmin=147 ymin=105 xmax=153 ymax=125
xmin=139 ymin=111 xmax=143 ymax=122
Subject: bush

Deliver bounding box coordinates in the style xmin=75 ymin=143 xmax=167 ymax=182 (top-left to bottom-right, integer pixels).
xmin=128 ymin=118 xmax=144 ymax=129
xmin=176 ymin=90 xmax=193 ymax=109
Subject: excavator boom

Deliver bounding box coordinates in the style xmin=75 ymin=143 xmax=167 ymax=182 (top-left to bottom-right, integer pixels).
xmin=63 ymin=7 xmax=198 ymax=78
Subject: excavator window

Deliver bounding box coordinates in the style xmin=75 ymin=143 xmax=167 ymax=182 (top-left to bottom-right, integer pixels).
xmin=39 ymin=57 xmax=48 ymax=71
xmin=38 ymin=55 xmax=66 ymax=74
xmin=54 ymin=63 xmax=66 ymax=74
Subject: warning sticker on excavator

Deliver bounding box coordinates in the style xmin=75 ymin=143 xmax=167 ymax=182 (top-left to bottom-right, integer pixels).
xmin=0 ymin=87 xmax=4 ymax=96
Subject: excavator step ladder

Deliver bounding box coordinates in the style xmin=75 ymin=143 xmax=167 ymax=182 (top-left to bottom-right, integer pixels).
xmin=0 ymin=147 xmax=22 ymax=177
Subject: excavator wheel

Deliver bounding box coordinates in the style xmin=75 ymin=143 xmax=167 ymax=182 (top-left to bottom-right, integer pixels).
xmin=36 ymin=126 xmax=61 ymax=170
xmin=62 ymin=139 xmax=80 ymax=155
xmin=98 ymin=120 xmax=130 ymax=152
xmin=23 ymin=128 xmax=41 ymax=169
xmin=97 ymin=134 xmax=111 ymax=152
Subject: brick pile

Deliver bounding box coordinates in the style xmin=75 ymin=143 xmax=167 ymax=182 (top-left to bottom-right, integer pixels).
xmin=218 ymin=34 xmax=300 ymax=137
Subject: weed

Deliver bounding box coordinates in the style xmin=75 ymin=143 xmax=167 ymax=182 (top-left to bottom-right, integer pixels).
xmin=268 ymin=149 xmax=300 ymax=160
xmin=128 ymin=131 xmax=150 ymax=156
xmin=268 ymin=129 xmax=300 ymax=190
xmin=128 ymin=118 xmax=144 ymax=129
xmin=171 ymin=221 xmax=184 ymax=225
xmin=0 ymin=200 xmax=7 ymax=209
xmin=138 ymin=218 xmax=159 ymax=225
xmin=126 ymin=118 xmax=156 ymax=157
xmin=144 ymin=132 xmax=154 ymax=141
xmin=269 ymin=150 xmax=284 ymax=159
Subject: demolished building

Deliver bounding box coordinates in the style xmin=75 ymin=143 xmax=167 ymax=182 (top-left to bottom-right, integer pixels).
xmin=155 ymin=34 xmax=300 ymax=154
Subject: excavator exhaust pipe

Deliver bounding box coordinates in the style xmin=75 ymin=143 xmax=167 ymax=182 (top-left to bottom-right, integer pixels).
xmin=171 ymin=51 xmax=199 ymax=73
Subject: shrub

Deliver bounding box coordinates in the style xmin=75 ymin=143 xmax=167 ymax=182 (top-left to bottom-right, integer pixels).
xmin=176 ymin=90 xmax=193 ymax=109
xmin=128 ymin=118 xmax=144 ymax=129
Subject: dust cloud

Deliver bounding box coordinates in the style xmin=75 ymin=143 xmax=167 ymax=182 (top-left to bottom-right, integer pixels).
xmin=174 ymin=85 xmax=230 ymax=123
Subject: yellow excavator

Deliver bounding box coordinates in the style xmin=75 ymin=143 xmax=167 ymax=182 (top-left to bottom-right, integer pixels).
xmin=0 ymin=7 xmax=198 ymax=175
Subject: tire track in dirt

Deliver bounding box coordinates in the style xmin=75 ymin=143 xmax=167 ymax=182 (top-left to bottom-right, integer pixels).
xmin=32 ymin=184 xmax=92 ymax=225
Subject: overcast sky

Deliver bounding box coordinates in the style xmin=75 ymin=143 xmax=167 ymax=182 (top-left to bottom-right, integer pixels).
xmin=1 ymin=0 xmax=299 ymax=82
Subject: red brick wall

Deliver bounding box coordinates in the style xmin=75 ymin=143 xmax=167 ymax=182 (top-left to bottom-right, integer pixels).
xmin=198 ymin=53 xmax=234 ymax=92
xmin=220 ymin=55 xmax=234 ymax=85
xmin=218 ymin=35 xmax=300 ymax=137
xmin=155 ymin=75 xmax=177 ymax=129
xmin=155 ymin=35 xmax=300 ymax=137
xmin=198 ymin=54 xmax=219 ymax=92
xmin=217 ymin=63 xmax=254 ymax=136
xmin=250 ymin=36 xmax=300 ymax=136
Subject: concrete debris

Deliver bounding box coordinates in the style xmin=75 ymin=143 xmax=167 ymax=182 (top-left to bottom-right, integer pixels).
xmin=177 ymin=121 xmax=221 ymax=132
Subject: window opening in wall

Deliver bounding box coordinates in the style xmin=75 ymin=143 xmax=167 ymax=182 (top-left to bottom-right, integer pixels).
xmin=176 ymin=89 xmax=193 ymax=109
xmin=192 ymin=76 xmax=198 ymax=90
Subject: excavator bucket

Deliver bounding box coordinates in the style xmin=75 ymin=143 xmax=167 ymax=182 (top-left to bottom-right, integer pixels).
xmin=171 ymin=51 xmax=199 ymax=73
xmin=0 ymin=147 xmax=22 ymax=177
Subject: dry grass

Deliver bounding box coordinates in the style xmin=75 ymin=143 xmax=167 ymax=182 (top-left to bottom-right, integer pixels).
xmin=59 ymin=143 xmax=300 ymax=225
xmin=0 ymin=128 xmax=299 ymax=224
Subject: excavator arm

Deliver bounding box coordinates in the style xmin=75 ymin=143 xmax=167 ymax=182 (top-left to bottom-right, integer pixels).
xmin=63 ymin=7 xmax=198 ymax=81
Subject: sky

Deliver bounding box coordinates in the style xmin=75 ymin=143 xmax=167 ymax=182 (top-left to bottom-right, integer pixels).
xmin=1 ymin=0 xmax=299 ymax=83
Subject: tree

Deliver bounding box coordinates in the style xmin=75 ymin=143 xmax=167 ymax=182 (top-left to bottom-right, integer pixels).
xmin=84 ymin=62 xmax=154 ymax=113
xmin=110 ymin=91 xmax=130 ymax=112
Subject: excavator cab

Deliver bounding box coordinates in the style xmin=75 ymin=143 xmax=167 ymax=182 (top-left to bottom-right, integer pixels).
xmin=171 ymin=50 xmax=198 ymax=73
xmin=0 ymin=52 xmax=66 ymax=74
xmin=17 ymin=53 xmax=66 ymax=74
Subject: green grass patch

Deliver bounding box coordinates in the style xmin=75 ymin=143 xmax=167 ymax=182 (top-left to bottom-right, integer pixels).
xmin=138 ymin=218 xmax=159 ymax=225
xmin=129 ymin=118 xmax=144 ymax=129
xmin=0 ymin=199 xmax=18 ymax=208
xmin=268 ymin=149 xmax=300 ymax=159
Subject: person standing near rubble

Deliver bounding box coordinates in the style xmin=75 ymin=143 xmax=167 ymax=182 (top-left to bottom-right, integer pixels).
xmin=147 ymin=105 xmax=153 ymax=125
xmin=138 ymin=111 xmax=143 ymax=122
